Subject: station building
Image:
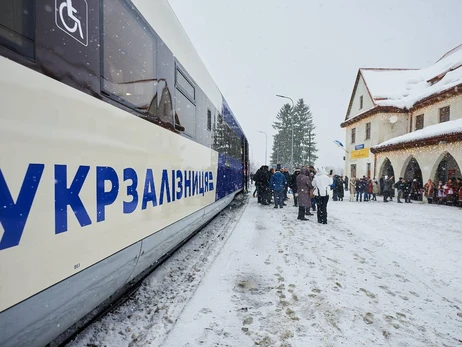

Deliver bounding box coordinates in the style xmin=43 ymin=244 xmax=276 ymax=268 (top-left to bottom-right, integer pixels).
xmin=341 ymin=44 xmax=462 ymax=186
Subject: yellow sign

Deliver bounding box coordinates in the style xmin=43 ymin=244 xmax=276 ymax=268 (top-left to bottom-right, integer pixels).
xmin=351 ymin=148 xmax=370 ymax=159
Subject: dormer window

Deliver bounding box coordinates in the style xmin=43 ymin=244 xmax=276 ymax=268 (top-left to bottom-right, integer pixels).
xmin=360 ymin=95 xmax=363 ymax=110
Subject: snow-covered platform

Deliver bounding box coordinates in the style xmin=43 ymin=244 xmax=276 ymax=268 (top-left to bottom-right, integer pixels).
xmin=69 ymin=192 xmax=462 ymax=347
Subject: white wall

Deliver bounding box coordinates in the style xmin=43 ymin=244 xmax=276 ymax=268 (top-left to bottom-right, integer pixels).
xmin=344 ymin=112 xmax=409 ymax=178
xmin=410 ymin=94 xmax=462 ymax=131
xmin=346 ymin=76 xmax=375 ymax=119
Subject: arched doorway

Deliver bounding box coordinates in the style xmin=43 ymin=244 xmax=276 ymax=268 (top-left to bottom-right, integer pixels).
xmin=403 ymin=157 xmax=423 ymax=184
xmin=379 ymin=158 xmax=395 ymax=196
xmin=402 ymin=156 xmax=423 ymax=201
xmin=379 ymin=158 xmax=395 ymax=178
xmin=434 ymin=152 xmax=461 ymax=183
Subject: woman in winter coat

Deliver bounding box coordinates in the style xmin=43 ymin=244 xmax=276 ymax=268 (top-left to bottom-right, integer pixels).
xmin=312 ymin=168 xmax=333 ymax=224
xmin=423 ymin=179 xmax=436 ymax=204
xmin=349 ymin=177 xmax=356 ymax=202
xmin=295 ymin=167 xmax=312 ymax=221
xmin=372 ymin=178 xmax=380 ymax=201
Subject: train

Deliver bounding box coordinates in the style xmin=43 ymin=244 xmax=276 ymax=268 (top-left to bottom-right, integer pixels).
xmin=0 ymin=1 xmax=249 ymax=346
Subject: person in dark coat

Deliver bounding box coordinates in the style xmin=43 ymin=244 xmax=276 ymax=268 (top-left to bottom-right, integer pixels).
xmin=296 ymin=167 xmax=312 ymax=221
xmin=336 ymin=176 xmax=344 ymax=201
xmin=395 ymin=177 xmax=406 ymax=203
xmin=262 ymin=166 xmax=272 ymax=205
xmin=404 ymin=179 xmax=412 ymax=203
xmin=344 ymin=176 xmax=349 ymax=191
xmin=383 ymin=175 xmax=394 ymax=202
xmin=332 ymin=175 xmax=339 ymax=201
xmin=254 ymin=166 xmax=265 ymax=203
xmin=380 ymin=175 xmax=385 ymax=195
xmin=289 ymin=168 xmax=301 ymax=207
xmin=355 ymin=178 xmax=364 ymax=202
xmin=270 ymin=167 xmax=287 ymax=208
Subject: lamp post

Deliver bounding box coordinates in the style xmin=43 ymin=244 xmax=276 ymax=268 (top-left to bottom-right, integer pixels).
xmin=276 ymin=94 xmax=295 ymax=170
xmin=257 ymin=130 xmax=267 ymax=164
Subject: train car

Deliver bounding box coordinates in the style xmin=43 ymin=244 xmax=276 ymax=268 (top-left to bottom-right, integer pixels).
xmin=0 ymin=1 xmax=249 ymax=346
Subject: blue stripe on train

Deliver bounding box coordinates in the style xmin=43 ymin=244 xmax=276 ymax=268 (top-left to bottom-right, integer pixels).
xmin=215 ymin=153 xmax=243 ymax=200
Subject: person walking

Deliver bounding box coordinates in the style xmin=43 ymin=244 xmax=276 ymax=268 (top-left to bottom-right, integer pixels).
xmin=312 ymin=168 xmax=333 ymax=224
xmin=295 ymin=167 xmax=312 ymax=221
xmin=270 ymin=167 xmax=287 ymax=208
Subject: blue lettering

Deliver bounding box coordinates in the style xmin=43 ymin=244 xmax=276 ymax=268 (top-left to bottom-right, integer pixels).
xmin=0 ymin=164 xmax=44 ymax=250
xmin=176 ymin=170 xmax=183 ymax=200
xmin=184 ymin=170 xmax=191 ymax=198
xmin=123 ymin=168 xmax=138 ymax=214
xmin=199 ymin=171 xmax=205 ymax=196
xmin=204 ymin=172 xmax=209 ymax=193
xmin=160 ymin=169 xmax=171 ymax=205
xmin=208 ymin=171 xmax=214 ymax=191
xmin=96 ymin=167 xmax=119 ymax=222
xmin=142 ymin=169 xmax=157 ymax=209
xmin=55 ymin=165 xmax=92 ymax=234
xmin=192 ymin=171 xmax=198 ymax=196
xmin=171 ymin=170 xmax=175 ymax=202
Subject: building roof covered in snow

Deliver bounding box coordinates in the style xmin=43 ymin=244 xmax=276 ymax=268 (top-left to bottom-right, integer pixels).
xmin=342 ymin=44 xmax=462 ymax=127
xmin=371 ymin=118 xmax=462 ymax=153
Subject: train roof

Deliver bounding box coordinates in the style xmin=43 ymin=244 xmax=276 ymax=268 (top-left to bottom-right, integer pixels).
xmin=132 ymin=0 xmax=246 ymax=138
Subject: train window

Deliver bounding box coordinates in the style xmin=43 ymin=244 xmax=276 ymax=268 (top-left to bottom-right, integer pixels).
xmin=207 ymin=109 xmax=212 ymax=131
xmin=176 ymin=68 xmax=195 ymax=101
xmin=0 ymin=0 xmax=35 ymax=58
xmin=175 ymin=91 xmax=196 ymax=138
xmin=101 ymin=0 xmax=157 ymax=112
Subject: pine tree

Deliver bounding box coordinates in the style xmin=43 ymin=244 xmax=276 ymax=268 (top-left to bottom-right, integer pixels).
xmin=294 ymin=98 xmax=318 ymax=167
xmin=271 ymin=99 xmax=317 ymax=169
xmin=271 ymin=104 xmax=292 ymax=166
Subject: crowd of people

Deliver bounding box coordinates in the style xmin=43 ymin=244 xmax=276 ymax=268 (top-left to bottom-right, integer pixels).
xmin=335 ymin=174 xmax=462 ymax=207
xmin=251 ymin=167 xmax=462 ymax=213
xmin=251 ymin=165 xmax=333 ymax=224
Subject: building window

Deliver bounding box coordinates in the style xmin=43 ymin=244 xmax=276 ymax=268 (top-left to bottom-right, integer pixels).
xmin=207 ymin=109 xmax=212 ymax=131
xmin=0 ymin=0 xmax=35 ymax=58
xmin=359 ymin=95 xmax=363 ymax=110
xmin=409 ymin=114 xmax=413 ymax=132
xmin=367 ymin=163 xmax=371 ymax=178
xmin=365 ymin=122 xmax=371 ymax=140
xmin=102 ymin=0 xmax=157 ymax=112
xmin=416 ymin=114 xmax=424 ymax=130
xmin=439 ymin=106 xmax=450 ymax=123
xmin=351 ymin=164 xmax=356 ymax=178
xmin=351 ymin=128 xmax=356 ymax=144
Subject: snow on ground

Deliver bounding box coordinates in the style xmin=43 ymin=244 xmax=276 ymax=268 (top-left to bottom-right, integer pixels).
xmin=66 ymin=195 xmax=248 ymax=347
xmin=68 ymin=189 xmax=462 ymax=347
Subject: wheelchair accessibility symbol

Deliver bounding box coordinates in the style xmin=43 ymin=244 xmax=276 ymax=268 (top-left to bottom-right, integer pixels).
xmin=55 ymin=0 xmax=88 ymax=46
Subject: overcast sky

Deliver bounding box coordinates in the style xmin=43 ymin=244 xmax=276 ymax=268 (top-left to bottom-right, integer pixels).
xmin=168 ymin=0 xmax=462 ymax=171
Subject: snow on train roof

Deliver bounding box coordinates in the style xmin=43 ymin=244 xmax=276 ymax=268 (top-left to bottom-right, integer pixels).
xmin=374 ymin=117 xmax=462 ymax=149
xmin=132 ymin=0 xmax=245 ymax=137
xmin=361 ymin=44 xmax=462 ymax=110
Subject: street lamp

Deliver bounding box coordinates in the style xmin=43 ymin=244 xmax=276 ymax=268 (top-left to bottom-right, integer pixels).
xmin=276 ymin=94 xmax=295 ymax=170
xmin=257 ymin=130 xmax=267 ymax=164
